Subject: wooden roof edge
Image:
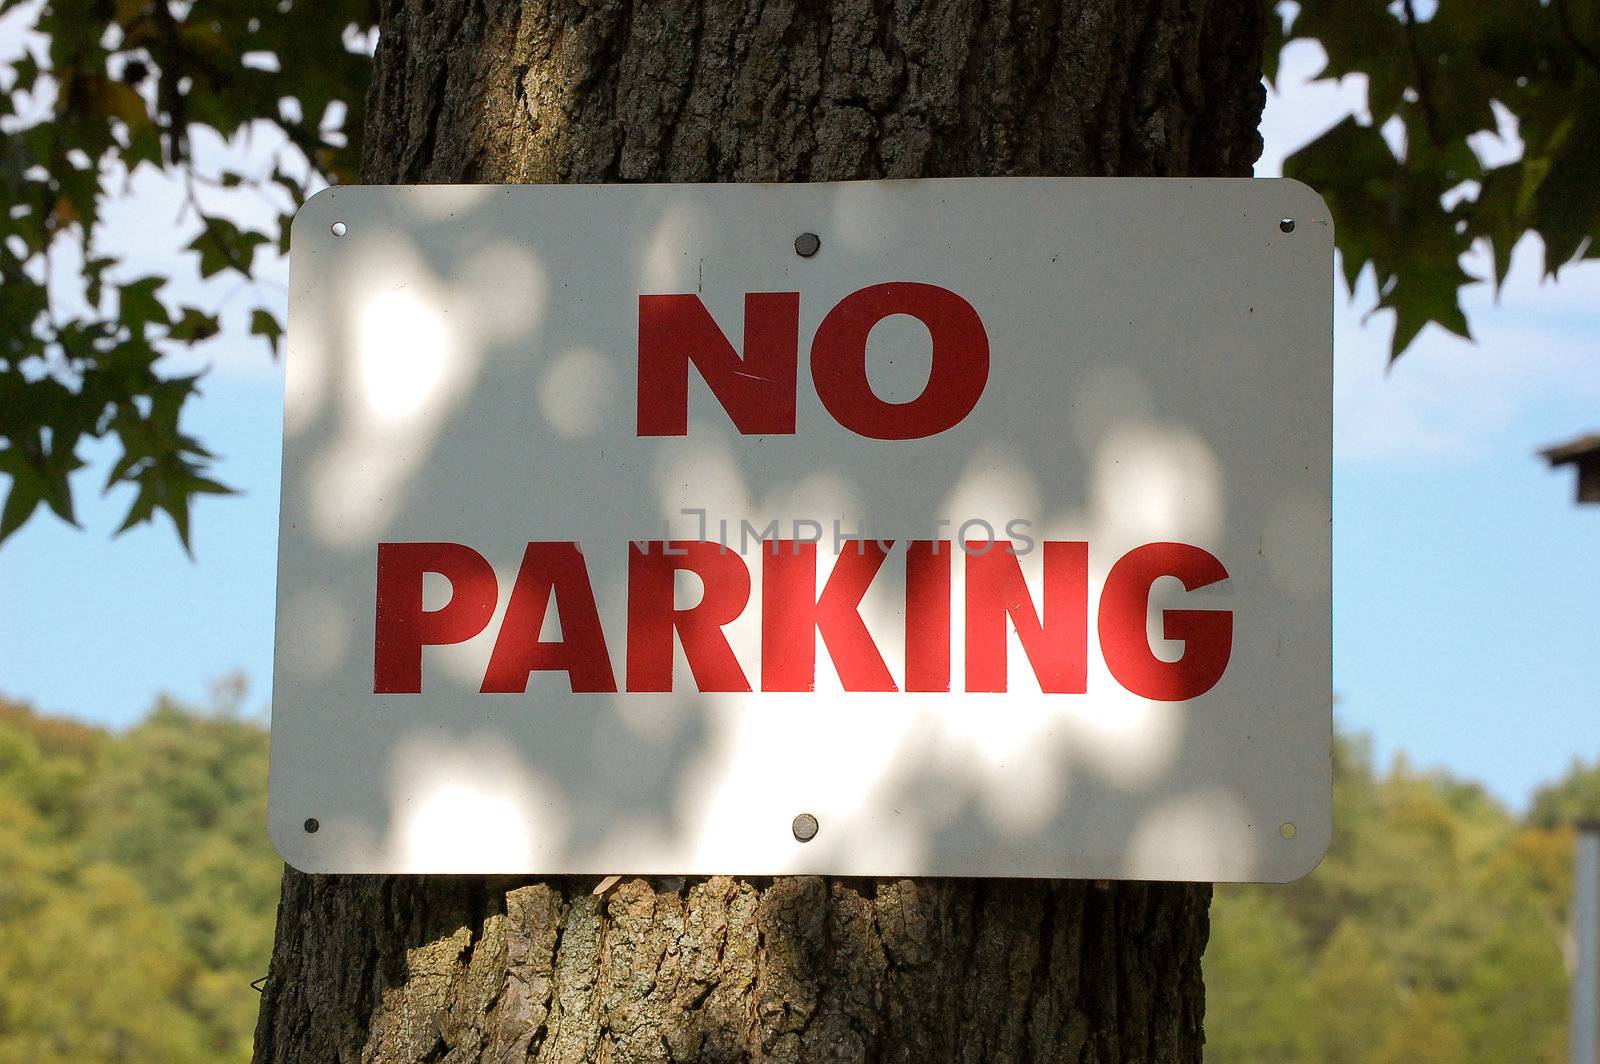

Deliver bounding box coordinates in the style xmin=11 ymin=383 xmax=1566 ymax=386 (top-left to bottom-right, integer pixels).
xmin=1539 ymin=432 xmax=1600 ymax=466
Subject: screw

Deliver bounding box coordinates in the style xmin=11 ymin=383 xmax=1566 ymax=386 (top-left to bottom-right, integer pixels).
xmin=1278 ymin=218 xmax=1295 ymax=233
xmin=792 ymin=812 xmax=819 ymax=842
xmin=303 ymin=817 xmax=320 ymax=834
xmin=794 ymin=232 xmax=820 ymax=257
xmin=330 ymin=221 xmax=347 ymax=237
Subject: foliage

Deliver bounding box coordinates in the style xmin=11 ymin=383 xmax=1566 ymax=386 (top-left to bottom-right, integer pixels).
xmin=0 ymin=1 xmax=1594 ymax=548
xmin=1280 ymin=0 xmax=1600 ymax=359
xmin=1206 ymin=734 xmax=1573 ymax=1064
xmin=0 ymin=684 xmax=277 ymax=1063
xmin=0 ymin=0 xmax=372 ymax=550
xmin=1529 ymin=757 xmax=1600 ymax=827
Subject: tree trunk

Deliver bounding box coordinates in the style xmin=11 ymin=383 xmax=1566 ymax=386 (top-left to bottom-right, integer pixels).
xmin=254 ymin=2 xmax=1265 ymax=1061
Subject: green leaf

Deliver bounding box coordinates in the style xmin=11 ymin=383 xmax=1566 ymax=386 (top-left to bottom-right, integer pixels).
xmin=186 ymin=474 xmax=234 ymax=497
xmin=271 ymin=168 xmax=308 ymax=208
xmin=186 ymin=217 xmax=270 ymax=279
xmin=0 ymin=449 xmax=44 ymax=543
xmin=37 ymin=445 xmax=84 ymax=526
xmin=114 ymin=457 xmax=235 ymax=556
xmin=1466 ymin=163 xmax=1526 ymax=287
xmin=249 ymin=309 xmax=283 ymax=356
xmin=0 ymin=479 xmax=43 ymax=543
xmin=276 ymin=212 xmax=294 ymax=256
xmin=114 ymin=471 xmax=159 ymax=538
xmin=119 ymin=277 xmax=170 ymax=329
xmin=1531 ymin=108 xmax=1600 ymax=273
xmin=1381 ymin=259 xmax=1475 ymax=358
xmin=84 ymin=255 xmax=115 ymax=310
xmin=1263 ymin=2 xmax=1289 ymax=87
xmin=103 ymin=447 xmax=143 ymax=493
xmin=1287 ymin=115 xmax=1476 ymax=360
xmin=168 ymin=308 xmax=221 ymax=343
xmin=0 ymin=418 xmax=83 ymax=537
xmin=8 ymin=51 xmax=39 ymax=93
xmin=1279 ymin=0 xmax=1600 ymax=360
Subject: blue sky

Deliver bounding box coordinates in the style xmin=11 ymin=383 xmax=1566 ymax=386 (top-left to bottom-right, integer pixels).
xmin=0 ymin=31 xmax=1595 ymax=811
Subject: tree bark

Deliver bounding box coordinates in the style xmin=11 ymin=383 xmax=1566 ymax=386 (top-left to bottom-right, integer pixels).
xmin=254 ymin=2 xmax=1265 ymax=1061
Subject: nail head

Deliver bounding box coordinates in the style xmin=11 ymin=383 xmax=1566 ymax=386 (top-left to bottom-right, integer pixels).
xmin=330 ymin=221 xmax=347 ymax=237
xmin=792 ymin=812 xmax=819 ymax=842
xmin=303 ymin=817 xmax=321 ymax=833
xmin=794 ymin=232 xmax=820 ymax=257
xmin=1278 ymin=218 xmax=1295 ymax=233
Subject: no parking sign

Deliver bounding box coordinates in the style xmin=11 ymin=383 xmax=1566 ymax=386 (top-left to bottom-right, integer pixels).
xmin=270 ymin=178 xmax=1332 ymax=880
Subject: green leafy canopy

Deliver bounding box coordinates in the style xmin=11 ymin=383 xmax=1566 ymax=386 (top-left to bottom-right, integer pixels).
xmin=1279 ymin=0 xmax=1600 ymax=359
xmin=1 ymin=1 xmax=1595 ymax=550
xmin=0 ymin=0 xmax=373 ymax=551
xmin=0 ymin=684 xmax=281 ymax=1063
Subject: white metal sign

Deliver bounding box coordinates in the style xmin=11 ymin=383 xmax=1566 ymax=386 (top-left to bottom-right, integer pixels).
xmin=271 ymin=178 xmax=1332 ymax=881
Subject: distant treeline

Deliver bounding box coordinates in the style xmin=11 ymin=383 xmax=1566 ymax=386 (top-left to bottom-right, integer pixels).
xmin=0 ymin=689 xmax=1591 ymax=1062
xmin=0 ymin=684 xmax=277 ymax=1063
xmin=1209 ymin=736 xmax=1583 ymax=1063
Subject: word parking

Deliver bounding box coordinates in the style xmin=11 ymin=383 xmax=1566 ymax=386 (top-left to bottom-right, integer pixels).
xmin=374 ymin=539 xmax=1232 ymax=700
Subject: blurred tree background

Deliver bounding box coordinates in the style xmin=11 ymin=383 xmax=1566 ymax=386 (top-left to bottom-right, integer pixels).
xmin=1207 ymin=735 xmax=1592 ymax=1064
xmin=0 ymin=684 xmax=277 ymax=1063
xmin=2 ymin=686 xmax=1597 ymax=1062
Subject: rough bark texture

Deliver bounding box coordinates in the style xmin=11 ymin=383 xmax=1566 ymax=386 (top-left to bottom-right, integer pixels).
xmin=256 ymin=2 xmax=1265 ymax=1061
xmin=255 ymin=873 xmax=1211 ymax=1063
xmin=358 ymin=0 xmax=1264 ymax=186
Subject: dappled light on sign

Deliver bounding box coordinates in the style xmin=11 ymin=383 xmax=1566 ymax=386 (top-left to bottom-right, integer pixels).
xmin=275 ymin=587 xmax=350 ymax=687
xmin=653 ymin=432 xmax=758 ymax=525
xmin=1127 ymin=788 xmax=1259 ymax=881
xmin=390 ymin=738 xmax=566 ymax=874
xmin=1062 ymin=678 xmax=1186 ymax=789
xmin=1093 ymin=421 xmax=1225 ymax=551
xmin=283 ymin=318 xmax=329 ymax=438
xmin=941 ymin=446 xmax=1043 ymax=533
xmin=308 ymin=239 xmax=480 ymax=547
xmin=460 ymin=241 xmax=547 ymax=339
xmin=639 ymin=196 xmax=711 ymax=292
xmin=358 ymin=289 xmax=452 ymax=422
xmin=538 ymin=347 xmax=619 ymax=439
xmin=401 ymin=784 xmax=533 ymax=872
xmin=271 ymin=180 xmax=1331 ymax=881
